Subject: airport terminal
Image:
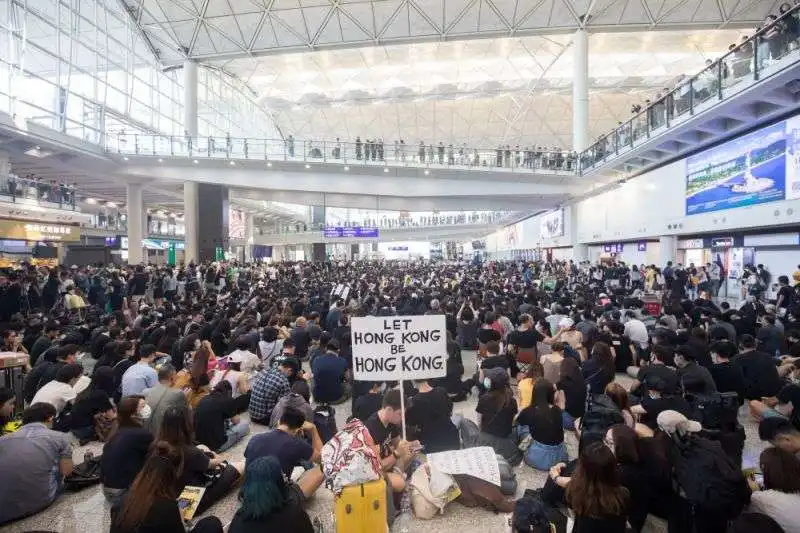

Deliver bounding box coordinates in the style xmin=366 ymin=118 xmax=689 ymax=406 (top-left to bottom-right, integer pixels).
xmin=1 ymin=0 xmax=800 ymax=532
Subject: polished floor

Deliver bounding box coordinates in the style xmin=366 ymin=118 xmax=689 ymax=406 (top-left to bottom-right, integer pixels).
xmin=2 ymin=352 xmax=765 ymax=533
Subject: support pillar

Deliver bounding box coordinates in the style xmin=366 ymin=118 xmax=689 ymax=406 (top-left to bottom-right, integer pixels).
xmin=659 ymin=235 xmax=678 ymax=266
xmin=183 ymin=61 xmax=198 ymax=137
xmin=572 ymin=29 xmax=589 ymax=153
xmin=0 ymin=151 xmax=10 ymax=191
xmin=244 ymin=213 xmax=254 ymax=263
xmin=126 ymin=183 xmax=143 ymax=265
xmin=197 ymin=183 xmax=229 ymax=262
xmin=184 ymin=182 xmax=199 ymax=265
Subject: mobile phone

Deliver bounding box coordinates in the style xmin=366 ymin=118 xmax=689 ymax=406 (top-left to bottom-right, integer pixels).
xmin=753 ymin=473 xmax=764 ymax=489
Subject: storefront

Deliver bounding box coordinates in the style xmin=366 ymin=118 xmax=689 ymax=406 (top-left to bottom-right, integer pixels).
xmin=588 ymin=241 xmax=660 ymax=265
xmin=0 ymin=219 xmax=80 ymax=266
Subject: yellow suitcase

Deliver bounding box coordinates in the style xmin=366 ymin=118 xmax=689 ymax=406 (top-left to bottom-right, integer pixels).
xmin=335 ymin=478 xmax=389 ymax=533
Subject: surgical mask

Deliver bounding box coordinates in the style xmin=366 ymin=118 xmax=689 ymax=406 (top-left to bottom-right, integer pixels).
xmin=378 ymin=383 xmax=387 ymax=394
xmin=137 ymin=404 xmax=152 ymax=420
xmin=483 ymin=377 xmax=491 ymax=390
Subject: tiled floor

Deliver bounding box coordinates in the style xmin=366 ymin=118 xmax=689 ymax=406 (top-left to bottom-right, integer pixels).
xmin=3 ymin=352 xmax=766 ymax=533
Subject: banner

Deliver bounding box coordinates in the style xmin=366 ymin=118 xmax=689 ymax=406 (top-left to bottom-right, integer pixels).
xmin=539 ymin=209 xmax=564 ymax=239
xmin=351 ymin=315 xmax=447 ymax=381
xmin=0 ymin=220 xmax=80 ymax=242
xmin=427 ymin=447 xmax=501 ymax=487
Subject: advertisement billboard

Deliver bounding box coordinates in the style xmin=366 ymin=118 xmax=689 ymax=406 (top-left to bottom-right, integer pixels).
xmin=685 ymin=117 xmax=800 ymax=215
xmin=539 ymin=209 xmax=564 ymax=239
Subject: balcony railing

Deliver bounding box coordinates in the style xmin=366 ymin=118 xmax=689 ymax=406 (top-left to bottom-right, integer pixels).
xmin=580 ymin=4 xmax=800 ymax=171
xmin=0 ymin=175 xmax=77 ymax=210
xmin=107 ymin=133 xmax=579 ymax=174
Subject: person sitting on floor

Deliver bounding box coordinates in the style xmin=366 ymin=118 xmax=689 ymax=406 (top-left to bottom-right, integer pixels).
xmin=406 ymin=378 xmax=460 ymax=453
xmin=517 ymin=378 xmax=568 ymax=470
xmin=194 ymin=380 xmax=250 ymax=453
xmin=475 ymin=367 xmax=522 ymax=465
xmin=100 ymin=396 xmax=154 ymax=502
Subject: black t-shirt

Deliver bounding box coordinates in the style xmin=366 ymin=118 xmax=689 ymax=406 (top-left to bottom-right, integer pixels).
xmin=777 ymin=384 xmax=800 ymax=429
xmin=777 ymin=285 xmax=794 ymax=309
xmin=178 ymin=445 xmax=212 ymax=489
xmin=110 ymin=496 xmax=186 ymax=533
xmin=228 ymin=503 xmax=315 ymax=533
xmin=636 ymin=364 xmax=679 ymax=395
xmin=406 ymin=387 xmax=459 ymax=453
xmin=677 ymin=362 xmax=717 ymax=396
xmin=709 ymin=362 xmax=746 ymax=402
xmin=477 ymin=328 xmax=501 ymax=345
xmin=517 ymin=405 xmax=564 ymax=445
xmin=353 ymin=392 xmax=383 ymax=423
xmin=640 ymin=395 xmax=693 ymax=430
xmin=194 ymin=393 xmax=239 ymax=451
xmin=508 ymin=328 xmax=543 ymax=348
xmin=244 ymin=430 xmax=313 ymax=477
xmin=481 ymin=355 xmax=509 ymax=372
xmin=557 ymin=376 xmax=586 ymax=418
xmin=69 ymin=390 xmax=113 ymax=430
xmin=609 ymin=335 xmax=634 ymax=372
xmin=476 ymin=393 xmax=517 ymax=438
xmin=364 ymin=412 xmax=400 ymax=458
xmin=101 ymin=427 xmax=154 ymax=489
xmin=733 ymin=350 xmax=783 ymax=400
xmin=290 ymin=327 xmax=311 ymax=358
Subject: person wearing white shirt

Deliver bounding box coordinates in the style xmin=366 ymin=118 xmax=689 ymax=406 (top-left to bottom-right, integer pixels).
xmin=31 ymin=363 xmax=83 ymax=414
xmin=746 ymin=447 xmax=800 ymax=533
xmin=623 ymin=311 xmax=649 ymax=349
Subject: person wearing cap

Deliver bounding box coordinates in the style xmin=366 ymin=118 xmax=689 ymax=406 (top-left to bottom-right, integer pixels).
xmin=475 ymin=366 xmax=522 ymax=465
xmin=631 ymin=377 xmax=694 ymax=431
xmin=657 ymin=409 xmax=703 ymax=437
xmin=226 ymin=336 xmax=261 ymax=376
xmin=311 ymin=339 xmax=350 ymax=405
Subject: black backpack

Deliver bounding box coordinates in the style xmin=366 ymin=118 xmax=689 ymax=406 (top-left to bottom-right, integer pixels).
xmin=513 ymin=489 xmax=567 ymax=533
xmin=578 ymin=393 xmax=624 ymax=452
xmin=312 ymin=404 xmax=338 ymax=444
xmin=687 ymin=391 xmax=739 ymax=431
xmin=670 ymin=433 xmax=751 ymax=518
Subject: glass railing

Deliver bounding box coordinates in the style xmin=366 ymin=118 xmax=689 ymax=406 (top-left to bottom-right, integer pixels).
xmin=580 ymin=3 xmax=800 ymax=171
xmin=86 ymin=219 xmax=189 ymax=240
xmin=0 ymin=175 xmax=78 ymax=210
xmin=259 ymin=211 xmax=510 ymax=235
xmin=107 ymin=133 xmax=579 ymax=174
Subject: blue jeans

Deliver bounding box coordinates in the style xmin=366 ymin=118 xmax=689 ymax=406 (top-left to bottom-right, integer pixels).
xmin=561 ymin=411 xmax=577 ymax=430
xmin=217 ymin=420 xmax=250 ymax=453
xmin=525 ymin=440 xmax=568 ymax=471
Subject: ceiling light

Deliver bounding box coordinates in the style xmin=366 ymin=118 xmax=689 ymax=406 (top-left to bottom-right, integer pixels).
xmin=424 ymin=170 xmax=430 ymax=175
xmin=193 ymin=159 xmax=198 ymax=164
xmin=86 ymin=197 xmax=97 ymax=204
xmin=106 ymin=202 xmax=117 ymax=208
xmin=383 ymin=167 xmax=389 ymax=172
xmin=123 ymin=157 xmax=129 ymax=161
xmin=267 ymin=162 xmax=272 ymax=167
xmin=305 ymin=164 xmax=310 ymax=169
xmin=343 ymin=166 xmax=349 ymax=171
xmin=229 ymin=161 xmax=235 ymax=165
xmin=158 ymin=158 xmax=163 ymax=163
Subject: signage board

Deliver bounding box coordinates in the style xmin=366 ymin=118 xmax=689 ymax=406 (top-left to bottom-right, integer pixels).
xmin=323 ymin=226 xmax=379 ymax=238
xmin=0 ymin=220 xmax=80 ymax=242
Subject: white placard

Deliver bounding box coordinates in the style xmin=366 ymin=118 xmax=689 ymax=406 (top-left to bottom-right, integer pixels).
xmin=351 ymin=315 xmax=447 ymax=381
xmin=427 ymin=447 xmax=501 ymax=487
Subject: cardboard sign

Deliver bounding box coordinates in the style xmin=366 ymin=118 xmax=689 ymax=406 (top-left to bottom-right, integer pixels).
xmin=427 ymin=446 xmax=501 ymax=487
xmin=351 ymin=315 xmax=447 ymax=381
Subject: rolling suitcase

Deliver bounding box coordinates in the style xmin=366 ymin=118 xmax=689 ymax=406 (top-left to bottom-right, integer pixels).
xmin=0 ymin=365 xmax=25 ymax=415
xmin=335 ymin=478 xmax=389 ymax=533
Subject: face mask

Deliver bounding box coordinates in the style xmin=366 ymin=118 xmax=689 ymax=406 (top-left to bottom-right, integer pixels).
xmin=379 ymin=383 xmax=387 ymax=394
xmin=483 ymin=377 xmax=491 ymax=390
xmin=137 ymin=404 xmax=152 ymax=420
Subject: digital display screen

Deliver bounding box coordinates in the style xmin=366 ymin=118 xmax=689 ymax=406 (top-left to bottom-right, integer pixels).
xmin=323 ymin=226 xmax=379 ymax=238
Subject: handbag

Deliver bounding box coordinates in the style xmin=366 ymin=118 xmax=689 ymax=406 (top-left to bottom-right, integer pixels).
xmin=64 ymin=453 xmax=102 ymax=492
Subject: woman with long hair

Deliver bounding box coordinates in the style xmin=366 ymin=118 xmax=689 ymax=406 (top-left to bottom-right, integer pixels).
xmin=68 ymin=365 xmax=116 ymax=442
xmin=517 ymin=378 xmax=568 ymax=470
xmin=110 ymin=441 xmax=223 ymax=533
xmin=157 ymin=404 xmax=243 ymax=516
xmin=517 ymin=359 xmax=544 ymax=410
xmin=556 ymin=357 xmax=586 ymax=430
xmin=581 ymin=341 xmax=616 ymax=395
xmin=101 ymin=395 xmax=153 ymax=502
xmin=604 ymin=383 xmax=636 ymax=429
xmin=475 ymin=367 xmax=522 ymax=465
xmin=229 ymin=456 xmax=314 ymax=533
xmin=747 ymin=447 xmax=800 ymax=532
xmin=173 ymin=341 xmax=214 ymax=407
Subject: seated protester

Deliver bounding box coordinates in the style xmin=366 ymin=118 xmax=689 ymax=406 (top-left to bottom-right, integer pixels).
xmin=226 ymin=335 xmax=262 ymax=375
xmin=477 ymin=312 xmax=503 ymax=352
xmin=559 ymin=442 xmax=630 ymax=533
xmin=68 ymin=366 xmax=116 ymax=442
xmin=735 ymin=334 xmax=783 ymax=401
xmin=289 ymin=317 xmax=312 ymax=361
xmin=757 ymin=314 xmax=784 ymax=358
xmin=195 ymin=380 xmax=250 ymax=453
xmin=746 ymin=447 xmax=800 ymax=533
xmin=120 ymin=344 xmax=158 ymax=397
xmin=249 ymin=357 xmax=294 ymax=424
xmin=101 ymin=396 xmax=154 ymax=502
xmin=31 ymin=362 xmax=83 ymax=416
xmin=556 ymin=357 xmax=586 ymax=430
xmin=631 ymin=377 xmax=693 ymax=431
xmin=157 ymin=405 xmax=243 ymax=516
xmin=311 ymin=339 xmax=351 ymax=405
xmin=94 ymin=340 xmax=130 ymax=375
xmin=729 ymin=513 xmax=787 ymax=533
xmin=351 ymin=381 xmax=384 ymax=423
xmin=244 ymin=407 xmax=324 ymax=503
xmin=541 ymin=341 xmax=565 ymax=386
xmin=518 ymin=360 xmax=545 ymax=410
xmin=507 ymin=313 xmax=543 ymax=373
xmin=210 ymin=351 xmax=251 ymax=399
xmin=23 ymin=344 xmax=79 ymax=404
xmin=364 ymin=389 xmax=418 ymax=493
xmin=675 ymin=344 xmax=717 ymax=397
xmin=480 ymin=340 xmax=509 ymax=383
xmin=475 ymin=367 xmax=522 ymax=465
xmin=270 ymin=382 xmax=315 ymax=428
xmin=0 ymin=403 xmax=74 ymax=525
xmin=258 ymin=326 xmax=284 ymax=365
xmin=0 ymin=387 xmax=16 ymax=434
xmin=581 ymin=341 xmax=615 ymax=395
xmin=750 ymin=380 xmax=800 ymax=428
xmin=143 ymin=363 xmax=188 ymax=434
xmin=228 ymin=456 xmax=315 ymax=533
xmin=759 ymin=417 xmax=800 ymax=455
xmin=172 ymin=341 xmax=215 ymax=408
xmin=456 ymin=304 xmax=479 ymax=349
xmin=29 ymin=321 xmax=60 ymax=365
xmin=630 ymin=345 xmax=679 ymax=400
xmin=110 ymin=441 xmax=224 ymax=533
xmin=708 ymin=340 xmax=746 ymax=404
xmin=406 ymin=378 xmax=460 ymax=453
xmin=517 ymin=378 xmax=568 ymax=470
xmin=308 ymin=331 xmax=331 ymax=367
xmin=605 ymin=383 xmax=636 ymax=429
xmin=432 ymin=331 xmax=468 ymax=401
xmin=606 ymin=321 xmax=636 ymax=373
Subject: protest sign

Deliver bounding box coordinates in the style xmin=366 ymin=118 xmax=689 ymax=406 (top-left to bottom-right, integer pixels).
xmin=427 ymin=447 xmax=501 ymax=487
xmin=351 ymin=315 xmax=447 ymax=382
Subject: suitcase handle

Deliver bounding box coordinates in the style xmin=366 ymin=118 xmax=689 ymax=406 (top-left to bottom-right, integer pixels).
xmin=345 ymin=504 xmax=352 ymax=514
xmin=372 ymin=500 xmax=380 ymax=510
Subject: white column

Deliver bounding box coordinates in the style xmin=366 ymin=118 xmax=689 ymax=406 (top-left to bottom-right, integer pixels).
xmin=183 ymin=61 xmax=198 ymax=137
xmin=572 ymin=29 xmax=589 ymax=153
xmin=126 ymin=183 xmax=143 ymax=265
xmin=0 ymin=151 xmax=9 ymax=191
xmin=184 ymin=181 xmax=199 ymax=265
xmin=572 ymin=244 xmax=589 ymax=262
xmin=244 ymin=213 xmax=254 ymax=263
xmin=659 ymin=235 xmax=678 ymax=266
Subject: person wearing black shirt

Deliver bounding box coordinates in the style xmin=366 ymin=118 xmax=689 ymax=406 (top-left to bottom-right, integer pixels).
xmin=69 ymin=366 xmax=116 ymax=442
xmin=631 ymin=345 xmax=679 ymax=400
xmin=507 ymin=314 xmax=543 ymax=373
xmin=734 ymin=335 xmax=782 ymax=400
xmin=478 ymin=340 xmax=509 ymax=392
xmin=475 ymin=367 xmax=521 ymax=464
xmin=776 ymin=275 xmax=794 ymax=314
xmin=631 ymin=378 xmax=694 ymax=431
xmin=289 ymin=317 xmax=312 ymax=360
xmin=406 ymin=379 xmax=459 ymax=453
xmin=101 ymin=396 xmax=154 ymax=502
xmin=363 ymin=389 xmax=415 ymax=494
xmin=675 ymin=345 xmax=717 ymax=396
xmin=581 ymin=342 xmax=615 ymax=395
xmin=708 ymin=341 xmax=746 ymax=404
xmin=351 ymin=381 xmax=384 ymax=422
xmin=556 ymin=358 xmax=586 ymax=430
xmin=194 ymin=380 xmax=249 ymax=453
xmin=29 ymin=322 xmax=60 ymax=366
xmin=517 ymin=379 xmax=567 ymax=470
xmin=757 ymin=315 xmax=784 ymax=357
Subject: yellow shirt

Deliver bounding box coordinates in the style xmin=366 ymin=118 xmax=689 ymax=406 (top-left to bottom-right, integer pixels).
xmin=518 ymin=378 xmax=535 ymax=410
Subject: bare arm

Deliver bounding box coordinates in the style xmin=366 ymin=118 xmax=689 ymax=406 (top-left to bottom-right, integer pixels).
xmin=59 ymin=458 xmax=74 ymax=478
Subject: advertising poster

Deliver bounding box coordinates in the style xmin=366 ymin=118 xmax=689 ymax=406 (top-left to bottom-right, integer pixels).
xmin=539 ymin=209 xmax=564 ymax=239
xmin=686 ymin=121 xmax=788 ymax=215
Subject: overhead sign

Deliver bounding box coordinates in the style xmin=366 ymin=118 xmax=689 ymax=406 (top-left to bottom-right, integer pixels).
xmin=324 ymin=226 xmax=379 ymax=238
xmin=603 ymin=243 xmax=624 ymax=253
xmin=711 ymin=237 xmax=734 ymax=248
xmin=0 ymin=220 xmax=80 ymax=242
xmin=351 ymin=315 xmax=447 ymax=381
xmin=637 ymin=242 xmax=647 ymax=252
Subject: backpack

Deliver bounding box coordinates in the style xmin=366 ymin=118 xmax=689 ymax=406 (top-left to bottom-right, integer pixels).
xmin=579 ymin=394 xmax=625 ymax=452
xmin=670 ymin=433 xmax=751 ymax=519
xmin=512 ymin=489 xmax=567 ymax=533
xmin=496 ymin=454 xmax=518 ymax=496
xmin=321 ymin=419 xmax=382 ymax=495
xmin=687 ymin=391 xmax=739 ymax=431
xmin=313 ymin=404 xmax=338 ymax=444
xmin=458 ymin=417 xmax=481 ymax=448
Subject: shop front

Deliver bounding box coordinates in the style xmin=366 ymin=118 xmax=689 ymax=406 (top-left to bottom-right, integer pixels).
xmin=0 ymin=219 xmax=80 ymax=267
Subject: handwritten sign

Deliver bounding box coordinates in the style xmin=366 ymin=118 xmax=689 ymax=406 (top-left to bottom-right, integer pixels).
xmin=427 ymin=446 xmax=501 ymax=487
xmin=351 ymin=315 xmax=447 ymax=381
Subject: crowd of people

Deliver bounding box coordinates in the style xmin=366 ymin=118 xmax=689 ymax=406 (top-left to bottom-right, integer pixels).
xmin=0 ymin=174 xmax=78 ymax=207
xmin=0 ymin=256 xmax=799 ymax=532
